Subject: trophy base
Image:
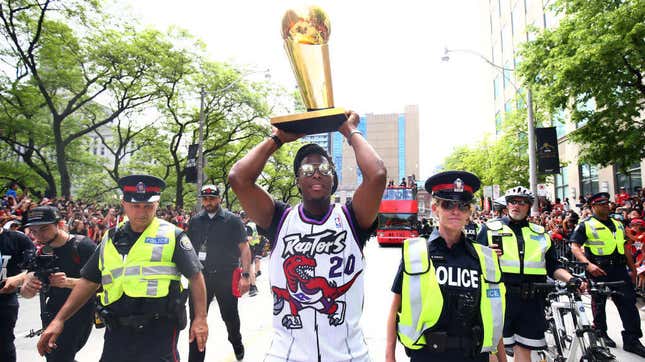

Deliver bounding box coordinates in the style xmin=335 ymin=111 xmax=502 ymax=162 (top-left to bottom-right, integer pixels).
xmin=271 ymin=108 xmax=346 ymax=135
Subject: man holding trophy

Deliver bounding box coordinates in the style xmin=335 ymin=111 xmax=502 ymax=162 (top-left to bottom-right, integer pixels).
xmin=228 ymin=7 xmax=387 ymax=361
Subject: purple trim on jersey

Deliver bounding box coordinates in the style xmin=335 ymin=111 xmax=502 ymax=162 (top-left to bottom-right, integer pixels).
xmin=298 ymin=203 xmax=334 ymax=225
xmin=271 ymin=207 xmax=292 ymax=253
xmin=342 ymin=204 xmax=363 ymax=254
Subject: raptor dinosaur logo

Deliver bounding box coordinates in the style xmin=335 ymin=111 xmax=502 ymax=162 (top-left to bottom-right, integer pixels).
xmin=272 ymin=254 xmax=361 ymax=329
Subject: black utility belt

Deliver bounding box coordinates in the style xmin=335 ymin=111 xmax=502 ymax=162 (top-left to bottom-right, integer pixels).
xmin=589 ymin=256 xmax=624 ymax=268
xmin=423 ymin=331 xmax=474 ymax=352
xmin=505 ymin=283 xmax=547 ymax=299
xmin=104 ymin=312 xmax=175 ymax=330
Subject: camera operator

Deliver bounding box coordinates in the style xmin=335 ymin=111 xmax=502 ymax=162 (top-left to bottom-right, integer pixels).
xmin=20 ymin=206 xmax=96 ymax=362
xmin=1 ymin=220 xmax=35 ymax=362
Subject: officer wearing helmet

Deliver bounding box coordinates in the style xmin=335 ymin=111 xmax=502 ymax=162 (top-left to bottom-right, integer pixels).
xmin=37 ymin=175 xmax=209 ymax=361
xmin=570 ymin=192 xmax=645 ymax=357
xmin=187 ymin=184 xmax=251 ymax=361
xmin=387 ymin=171 xmax=505 ymax=362
xmin=476 ymin=186 xmax=579 ymax=362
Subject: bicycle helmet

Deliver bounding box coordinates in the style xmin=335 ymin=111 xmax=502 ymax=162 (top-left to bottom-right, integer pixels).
xmin=504 ymin=186 xmax=535 ymax=203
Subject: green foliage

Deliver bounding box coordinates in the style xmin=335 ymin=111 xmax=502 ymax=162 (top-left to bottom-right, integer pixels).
xmin=443 ymin=107 xmax=548 ymax=192
xmin=518 ymin=0 xmax=645 ymax=168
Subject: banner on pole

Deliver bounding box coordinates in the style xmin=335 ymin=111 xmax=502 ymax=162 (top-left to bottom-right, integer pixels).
xmin=185 ymin=144 xmax=199 ymax=183
xmin=535 ymin=127 xmax=560 ymax=174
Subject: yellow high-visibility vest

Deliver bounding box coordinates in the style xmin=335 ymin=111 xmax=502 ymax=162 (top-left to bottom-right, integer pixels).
xmin=98 ymin=218 xmax=181 ymax=306
xmin=397 ymin=237 xmax=505 ymax=353
xmin=485 ymin=221 xmax=551 ymax=275
xmin=583 ymin=217 xmax=625 ymax=256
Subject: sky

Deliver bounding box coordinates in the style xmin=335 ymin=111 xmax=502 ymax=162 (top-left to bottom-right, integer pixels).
xmin=115 ymin=0 xmax=494 ymax=179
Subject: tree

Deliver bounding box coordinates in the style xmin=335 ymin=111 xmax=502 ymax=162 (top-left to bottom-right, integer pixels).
xmin=0 ymin=0 xmax=193 ymax=197
xmin=518 ymin=0 xmax=645 ymax=168
xmin=443 ymin=108 xmax=548 ymax=192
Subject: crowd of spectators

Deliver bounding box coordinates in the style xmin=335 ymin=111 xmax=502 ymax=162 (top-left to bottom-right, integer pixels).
xmin=1 ymin=182 xmax=194 ymax=243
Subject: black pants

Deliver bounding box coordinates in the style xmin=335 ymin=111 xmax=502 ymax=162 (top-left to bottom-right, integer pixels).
xmin=100 ymin=318 xmax=180 ymax=362
xmin=42 ymin=307 xmax=93 ymax=362
xmin=0 ymin=304 xmax=18 ymax=362
xmin=188 ymin=270 xmax=241 ymax=362
xmin=590 ymin=266 xmax=642 ymax=339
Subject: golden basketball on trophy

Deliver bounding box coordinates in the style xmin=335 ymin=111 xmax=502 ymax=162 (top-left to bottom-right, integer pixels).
xmin=270 ymin=5 xmax=347 ymax=135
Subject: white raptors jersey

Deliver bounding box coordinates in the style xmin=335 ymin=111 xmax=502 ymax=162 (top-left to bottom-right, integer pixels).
xmin=266 ymin=204 xmax=369 ymax=362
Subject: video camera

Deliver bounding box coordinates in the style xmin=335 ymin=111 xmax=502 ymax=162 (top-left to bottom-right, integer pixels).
xmin=20 ymin=250 xmax=59 ymax=293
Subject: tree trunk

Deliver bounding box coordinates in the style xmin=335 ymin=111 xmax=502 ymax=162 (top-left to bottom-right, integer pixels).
xmin=174 ymin=165 xmax=184 ymax=209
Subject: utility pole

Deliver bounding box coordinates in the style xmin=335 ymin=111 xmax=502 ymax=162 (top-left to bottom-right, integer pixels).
xmin=196 ymin=86 xmax=206 ymax=196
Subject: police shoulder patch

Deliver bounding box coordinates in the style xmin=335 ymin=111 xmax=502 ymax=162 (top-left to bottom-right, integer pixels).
xmin=528 ymin=223 xmax=545 ymax=234
xmin=485 ymin=220 xmax=503 ymax=231
xmin=179 ymin=235 xmax=193 ymax=251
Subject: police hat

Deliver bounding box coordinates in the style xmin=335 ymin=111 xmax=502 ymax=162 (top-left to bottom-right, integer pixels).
xmin=118 ymin=174 xmax=166 ymax=203
xmin=199 ymin=184 xmax=220 ymax=197
xmin=588 ymin=192 xmax=610 ymax=205
xmin=23 ymin=206 xmax=62 ymax=227
xmin=424 ymin=171 xmax=480 ymax=202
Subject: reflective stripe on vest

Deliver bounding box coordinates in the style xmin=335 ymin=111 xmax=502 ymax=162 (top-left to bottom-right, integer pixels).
xmin=397 ymin=238 xmax=443 ymax=350
xmin=472 ymin=243 xmax=506 ymax=353
xmin=584 ymin=217 xmax=625 ymax=256
xmin=98 ymin=218 xmax=181 ymax=306
xmin=488 ymin=224 xmax=551 ymax=275
xmin=397 ymin=238 xmax=506 ymax=353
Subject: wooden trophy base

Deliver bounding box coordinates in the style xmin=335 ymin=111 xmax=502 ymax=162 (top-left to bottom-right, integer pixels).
xmin=270 ymin=108 xmax=346 ymax=135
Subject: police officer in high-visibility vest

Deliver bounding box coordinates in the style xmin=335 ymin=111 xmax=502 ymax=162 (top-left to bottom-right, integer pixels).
xmin=476 ymin=186 xmax=579 ymax=362
xmin=36 ymin=175 xmax=209 ymax=361
xmin=386 ymin=171 xmax=505 ymax=362
xmin=570 ymin=192 xmax=645 ymax=357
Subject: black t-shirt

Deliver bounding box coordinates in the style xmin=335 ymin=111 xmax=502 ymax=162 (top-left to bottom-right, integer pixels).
xmin=258 ymin=201 xmax=375 ymax=250
xmin=187 ymin=208 xmax=246 ymax=272
xmin=391 ymin=233 xmax=485 ymax=357
xmin=43 ymin=235 xmax=96 ymax=321
xmin=0 ymin=230 xmax=35 ymax=306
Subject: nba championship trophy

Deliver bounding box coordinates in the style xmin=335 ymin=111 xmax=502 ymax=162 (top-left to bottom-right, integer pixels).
xmin=270 ymin=6 xmax=346 ymax=134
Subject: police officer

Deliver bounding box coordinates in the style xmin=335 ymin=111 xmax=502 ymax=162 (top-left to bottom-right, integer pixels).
xmin=476 ymin=186 xmax=578 ymax=362
xmin=241 ymin=211 xmax=261 ymax=297
xmin=20 ymin=206 xmax=96 ymax=362
xmin=386 ymin=171 xmax=505 ymax=362
xmin=0 ymin=220 xmax=34 ymax=362
xmin=36 ymin=175 xmax=209 ymax=362
xmin=570 ymin=192 xmax=645 ymax=357
xmin=187 ymin=184 xmax=251 ymax=361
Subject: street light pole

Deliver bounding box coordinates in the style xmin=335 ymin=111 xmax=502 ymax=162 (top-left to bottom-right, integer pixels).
xmin=442 ymin=47 xmax=540 ymax=215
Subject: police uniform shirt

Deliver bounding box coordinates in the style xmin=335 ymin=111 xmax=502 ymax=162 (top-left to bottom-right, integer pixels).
xmin=0 ymin=230 xmax=35 ymax=307
xmin=81 ymin=220 xmax=202 ymax=315
xmin=476 ymin=216 xmax=560 ymax=285
xmin=187 ymin=207 xmax=246 ymax=271
xmin=570 ymin=215 xmax=622 ymax=260
xmin=259 ymin=200 xmax=375 ymax=249
xmin=391 ymin=232 xmax=483 ymax=339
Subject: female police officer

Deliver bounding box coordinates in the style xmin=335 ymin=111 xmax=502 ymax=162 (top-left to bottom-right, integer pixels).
xmin=386 ymin=171 xmax=505 ymax=362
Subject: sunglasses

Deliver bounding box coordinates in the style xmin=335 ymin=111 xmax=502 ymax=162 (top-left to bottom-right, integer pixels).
xmin=507 ymin=198 xmax=531 ymax=206
xmin=439 ymin=199 xmax=471 ymax=212
xmin=299 ymin=162 xmax=333 ymax=177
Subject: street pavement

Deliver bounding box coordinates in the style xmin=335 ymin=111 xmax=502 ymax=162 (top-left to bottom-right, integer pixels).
xmin=13 ymin=238 xmax=645 ymax=361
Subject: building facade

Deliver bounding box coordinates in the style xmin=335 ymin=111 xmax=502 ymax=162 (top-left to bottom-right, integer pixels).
xmin=483 ymin=0 xmax=643 ymax=203
xmin=329 ymin=105 xmax=420 ymax=203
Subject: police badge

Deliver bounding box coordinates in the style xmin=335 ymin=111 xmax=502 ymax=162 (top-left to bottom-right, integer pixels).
xmin=136 ymin=182 xmax=146 ymax=194
xmin=453 ymin=178 xmax=464 ymax=192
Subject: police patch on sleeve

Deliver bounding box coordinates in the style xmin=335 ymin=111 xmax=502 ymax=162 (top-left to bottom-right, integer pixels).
xmin=179 ymin=235 xmax=193 ymax=251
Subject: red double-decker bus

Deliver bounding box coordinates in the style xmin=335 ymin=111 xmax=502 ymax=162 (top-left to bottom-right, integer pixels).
xmin=376 ymin=187 xmax=419 ymax=246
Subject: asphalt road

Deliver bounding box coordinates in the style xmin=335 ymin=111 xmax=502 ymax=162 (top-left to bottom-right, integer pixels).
xmin=13 ymin=238 xmax=645 ymax=361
